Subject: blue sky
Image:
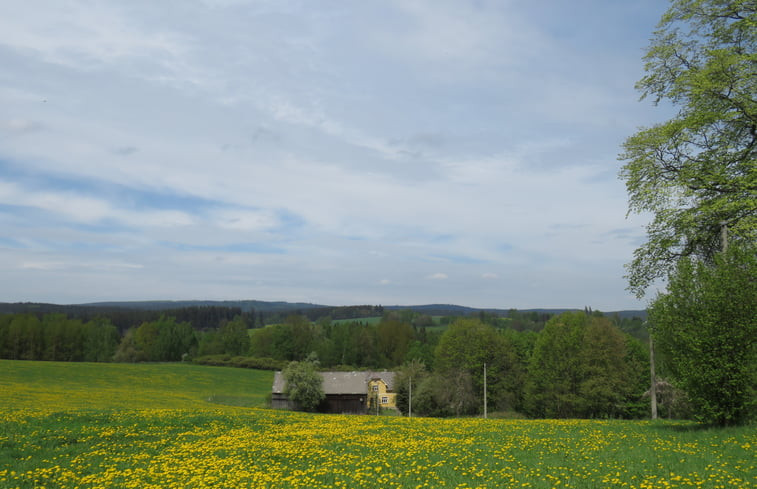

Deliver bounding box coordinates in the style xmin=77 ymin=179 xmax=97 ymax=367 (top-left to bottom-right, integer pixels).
xmin=0 ymin=0 xmax=670 ymax=309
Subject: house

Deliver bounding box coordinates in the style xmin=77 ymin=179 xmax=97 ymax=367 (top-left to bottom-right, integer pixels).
xmin=272 ymin=370 xmax=397 ymax=414
xmin=367 ymin=372 xmax=396 ymax=410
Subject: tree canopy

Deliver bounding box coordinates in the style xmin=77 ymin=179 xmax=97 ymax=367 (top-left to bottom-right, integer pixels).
xmin=283 ymin=357 xmax=325 ymax=412
xmin=524 ymin=312 xmax=647 ymax=419
xmin=649 ymin=244 xmax=756 ymax=425
xmin=619 ymin=0 xmax=756 ymax=296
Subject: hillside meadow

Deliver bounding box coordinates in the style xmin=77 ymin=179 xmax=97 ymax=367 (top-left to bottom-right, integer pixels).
xmin=0 ymin=360 xmax=754 ymax=489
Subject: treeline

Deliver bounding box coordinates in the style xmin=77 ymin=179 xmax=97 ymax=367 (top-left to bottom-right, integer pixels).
xmin=248 ymin=314 xmax=436 ymax=369
xmin=0 ymin=306 xmax=645 ymax=369
xmin=0 ymin=312 xmax=254 ymax=364
xmin=396 ymin=312 xmax=648 ymax=419
xmin=0 ymin=314 xmax=120 ymax=362
xmin=258 ymin=311 xmax=649 ymax=419
xmin=0 ymin=304 xmax=256 ymax=333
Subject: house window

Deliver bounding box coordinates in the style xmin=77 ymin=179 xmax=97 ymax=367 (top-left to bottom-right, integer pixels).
xmin=372 ymin=385 xmax=379 ymax=391
xmin=381 ymin=396 xmax=388 ymax=404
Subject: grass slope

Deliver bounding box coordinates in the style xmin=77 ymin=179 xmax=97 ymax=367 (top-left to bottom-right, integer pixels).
xmin=0 ymin=360 xmax=754 ymax=489
xmin=0 ymin=360 xmax=273 ymax=411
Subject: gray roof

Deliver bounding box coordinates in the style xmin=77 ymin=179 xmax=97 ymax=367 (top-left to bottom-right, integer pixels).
xmin=272 ymin=370 xmax=396 ymax=395
xmin=368 ymin=371 xmax=396 ymax=391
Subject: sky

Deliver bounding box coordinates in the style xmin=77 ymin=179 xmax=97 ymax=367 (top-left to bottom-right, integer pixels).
xmin=0 ymin=0 xmax=672 ymax=310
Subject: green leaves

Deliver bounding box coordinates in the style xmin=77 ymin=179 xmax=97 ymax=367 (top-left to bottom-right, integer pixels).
xmin=434 ymin=319 xmax=525 ymax=414
xmin=620 ymin=0 xmax=756 ymax=296
xmin=524 ymin=312 xmax=646 ymax=418
xmin=649 ymin=244 xmax=757 ymax=425
xmin=283 ymin=359 xmax=325 ymax=412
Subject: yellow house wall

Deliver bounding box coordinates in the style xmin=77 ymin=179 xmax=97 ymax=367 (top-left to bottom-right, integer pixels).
xmin=367 ymin=380 xmax=397 ymax=409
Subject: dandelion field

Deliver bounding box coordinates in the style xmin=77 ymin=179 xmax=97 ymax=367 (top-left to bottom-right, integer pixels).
xmin=1 ymin=360 xmax=754 ymax=488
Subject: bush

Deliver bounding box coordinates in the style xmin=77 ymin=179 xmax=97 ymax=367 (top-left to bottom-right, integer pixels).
xmin=650 ymin=244 xmax=756 ymax=426
xmin=193 ymin=355 xmax=285 ymax=371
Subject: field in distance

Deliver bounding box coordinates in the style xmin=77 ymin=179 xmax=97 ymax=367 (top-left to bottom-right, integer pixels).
xmin=0 ymin=359 xmax=273 ymax=411
xmin=1 ymin=360 xmax=754 ymax=489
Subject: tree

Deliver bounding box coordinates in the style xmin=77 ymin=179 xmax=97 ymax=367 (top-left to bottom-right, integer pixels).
xmin=619 ymin=0 xmax=756 ymax=296
xmin=218 ymin=315 xmax=251 ymax=356
xmin=113 ymin=328 xmax=145 ymax=363
xmin=83 ymin=317 xmax=120 ymax=362
xmin=394 ymin=358 xmax=428 ymax=416
xmin=120 ymin=316 xmax=196 ymax=362
xmin=435 ymin=319 xmax=524 ymax=414
xmin=525 ymin=312 xmax=585 ymax=418
xmin=272 ymin=315 xmax=315 ymax=361
xmin=525 ymin=312 xmax=647 ymax=418
xmin=283 ymin=357 xmax=325 ymax=412
xmin=577 ymin=319 xmax=639 ymax=418
xmin=649 ymin=244 xmax=756 ymax=425
xmin=376 ymin=319 xmax=414 ymax=367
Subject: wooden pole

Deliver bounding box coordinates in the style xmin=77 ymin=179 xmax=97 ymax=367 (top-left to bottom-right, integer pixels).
xmin=483 ymin=362 xmax=487 ymax=419
xmin=408 ymin=377 xmax=412 ymax=418
xmin=650 ymin=334 xmax=657 ymax=420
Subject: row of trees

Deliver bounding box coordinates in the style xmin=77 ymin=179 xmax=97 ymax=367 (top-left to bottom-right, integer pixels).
xmin=275 ymin=310 xmax=649 ymax=418
xmin=0 ymin=304 xmax=257 ymax=334
xmin=0 ymin=313 xmax=251 ymax=363
xmin=247 ymin=309 xmax=642 ymax=372
xmin=0 ymin=306 xmax=566 ymax=368
xmin=248 ymin=315 xmax=437 ymax=369
xmin=0 ymin=314 xmax=120 ymax=362
xmin=391 ymin=312 xmax=647 ymax=419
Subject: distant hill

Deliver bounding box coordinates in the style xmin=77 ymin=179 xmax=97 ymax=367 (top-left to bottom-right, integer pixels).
xmin=384 ymin=304 xmax=646 ymax=319
xmin=80 ymin=300 xmax=327 ymax=313
xmin=1 ymin=300 xmax=645 ymax=320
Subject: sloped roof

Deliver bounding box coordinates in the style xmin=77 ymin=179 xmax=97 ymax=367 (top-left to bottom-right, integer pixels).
xmin=368 ymin=371 xmax=396 ymax=391
xmin=272 ymin=370 xmax=396 ymax=395
xmin=321 ymin=371 xmax=371 ymax=394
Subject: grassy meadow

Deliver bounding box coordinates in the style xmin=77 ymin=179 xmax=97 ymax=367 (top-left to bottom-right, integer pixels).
xmin=1 ymin=360 xmax=755 ymax=489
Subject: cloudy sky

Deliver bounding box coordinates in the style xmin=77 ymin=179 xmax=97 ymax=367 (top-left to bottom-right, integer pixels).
xmin=0 ymin=0 xmax=671 ymax=310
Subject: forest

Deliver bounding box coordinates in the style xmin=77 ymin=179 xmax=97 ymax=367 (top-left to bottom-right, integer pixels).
xmin=0 ymin=305 xmax=652 ymax=419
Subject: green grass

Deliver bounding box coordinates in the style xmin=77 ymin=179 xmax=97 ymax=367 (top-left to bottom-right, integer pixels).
xmin=0 ymin=359 xmax=273 ymax=410
xmin=0 ymin=360 xmax=754 ymax=489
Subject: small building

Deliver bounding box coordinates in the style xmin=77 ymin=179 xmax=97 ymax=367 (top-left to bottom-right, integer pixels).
xmin=272 ymin=370 xmax=397 ymax=414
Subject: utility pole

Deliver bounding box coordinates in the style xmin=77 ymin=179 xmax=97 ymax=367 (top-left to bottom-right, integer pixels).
xmin=649 ymin=332 xmax=657 ymax=420
xmin=483 ymin=362 xmax=487 ymax=419
xmin=408 ymin=377 xmax=412 ymax=418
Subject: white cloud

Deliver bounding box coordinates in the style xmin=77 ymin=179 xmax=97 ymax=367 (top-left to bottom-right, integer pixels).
xmin=0 ymin=0 xmax=665 ymax=309
xmin=211 ymin=209 xmax=280 ymax=232
xmin=1 ymin=119 xmax=45 ymax=133
xmin=0 ymin=181 xmax=195 ymax=229
xmin=373 ymin=0 xmax=543 ymax=77
xmin=0 ymin=2 xmax=188 ymax=73
xmin=20 ymin=261 xmax=66 ymax=271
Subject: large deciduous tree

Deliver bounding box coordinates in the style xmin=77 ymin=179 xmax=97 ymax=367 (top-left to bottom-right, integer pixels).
xmin=649 ymin=244 xmax=756 ymax=426
xmin=524 ymin=312 xmax=647 ymax=418
xmin=435 ymin=319 xmax=525 ymax=414
xmin=619 ymin=0 xmax=756 ymax=296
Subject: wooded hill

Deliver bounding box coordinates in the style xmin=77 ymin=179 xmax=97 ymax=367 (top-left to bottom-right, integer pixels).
xmin=0 ymin=300 xmax=646 ymax=323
